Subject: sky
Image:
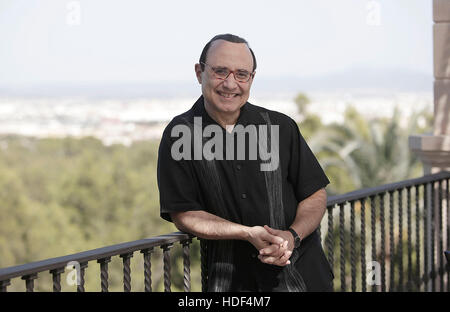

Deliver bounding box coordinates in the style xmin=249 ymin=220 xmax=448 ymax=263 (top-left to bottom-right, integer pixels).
xmin=0 ymin=0 xmax=434 ymax=95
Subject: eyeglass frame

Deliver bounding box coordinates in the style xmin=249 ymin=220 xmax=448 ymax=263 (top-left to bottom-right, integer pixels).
xmin=200 ymin=62 xmax=255 ymax=83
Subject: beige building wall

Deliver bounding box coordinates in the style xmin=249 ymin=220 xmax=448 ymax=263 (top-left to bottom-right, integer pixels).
xmin=409 ymin=0 xmax=450 ymax=174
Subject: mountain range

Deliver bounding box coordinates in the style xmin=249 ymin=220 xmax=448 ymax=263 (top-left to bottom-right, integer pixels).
xmin=0 ymin=67 xmax=433 ymax=98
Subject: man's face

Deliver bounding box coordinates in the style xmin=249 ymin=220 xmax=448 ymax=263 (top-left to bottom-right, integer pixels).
xmin=195 ymin=40 xmax=255 ymax=117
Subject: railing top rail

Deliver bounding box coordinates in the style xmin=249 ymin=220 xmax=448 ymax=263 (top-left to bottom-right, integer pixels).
xmin=327 ymin=171 xmax=450 ymax=207
xmin=0 ymin=231 xmax=193 ymax=281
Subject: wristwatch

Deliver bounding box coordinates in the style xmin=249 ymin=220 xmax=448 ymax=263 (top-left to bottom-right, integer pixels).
xmin=288 ymin=228 xmax=302 ymax=249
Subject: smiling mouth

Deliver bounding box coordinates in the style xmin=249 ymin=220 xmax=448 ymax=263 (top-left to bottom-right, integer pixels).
xmin=217 ymin=91 xmax=239 ymax=99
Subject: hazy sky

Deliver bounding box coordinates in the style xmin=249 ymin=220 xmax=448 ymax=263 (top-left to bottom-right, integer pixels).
xmin=0 ymin=0 xmax=433 ymax=87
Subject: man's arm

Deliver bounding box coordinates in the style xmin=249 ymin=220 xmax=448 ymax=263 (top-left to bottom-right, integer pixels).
xmin=171 ymin=210 xmax=287 ymax=251
xmin=259 ymin=188 xmax=327 ymax=265
xmin=289 ymin=187 xmax=327 ymax=242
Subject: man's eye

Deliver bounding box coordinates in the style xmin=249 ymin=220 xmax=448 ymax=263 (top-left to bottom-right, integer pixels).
xmin=214 ymin=68 xmax=229 ymax=76
xmin=236 ymin=72 xmax=249 ymax=79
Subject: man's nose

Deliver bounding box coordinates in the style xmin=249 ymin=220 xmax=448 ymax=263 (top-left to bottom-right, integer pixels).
xmin=222 ymin=72 xmax=239 ymax=89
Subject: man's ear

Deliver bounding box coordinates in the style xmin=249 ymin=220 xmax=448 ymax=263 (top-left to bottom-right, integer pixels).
xmin=194 ymin=63 xmax=202 ymax=84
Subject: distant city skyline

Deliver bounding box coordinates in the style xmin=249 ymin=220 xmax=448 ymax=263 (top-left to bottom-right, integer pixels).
xmin=0 ymin=0 xmax=433 ymax=96
xmin=0 ymin=91 xmax=433 ymax=145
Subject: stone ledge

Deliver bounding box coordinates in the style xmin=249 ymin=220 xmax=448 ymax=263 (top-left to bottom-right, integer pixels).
xmin=409 ymin=134 xmax=450 ymax=173
xmin=409 ymin=134 xmax=450 ymax=151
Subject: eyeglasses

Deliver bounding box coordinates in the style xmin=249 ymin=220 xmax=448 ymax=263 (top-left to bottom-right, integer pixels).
xmin=201 ymin=62 xmax=254 ymax=83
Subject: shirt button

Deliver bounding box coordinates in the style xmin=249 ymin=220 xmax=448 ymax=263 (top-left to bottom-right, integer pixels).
xmin=241 ymin=193 xmax=247 ymax=199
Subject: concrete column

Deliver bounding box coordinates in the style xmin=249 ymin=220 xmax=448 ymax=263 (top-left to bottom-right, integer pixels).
xmin=409 ymin=0 xmax=450 ymax=174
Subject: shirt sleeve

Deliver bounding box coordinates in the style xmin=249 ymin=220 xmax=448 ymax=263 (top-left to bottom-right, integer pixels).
xmin=157 ymin=128 xmax=203 ymax=222
xmin=287 ymin=118 xmax=330 ymax=202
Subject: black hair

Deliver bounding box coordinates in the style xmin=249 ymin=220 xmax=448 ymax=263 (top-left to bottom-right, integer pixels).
xmin=199 ymin=34 xmax=257 ymax=72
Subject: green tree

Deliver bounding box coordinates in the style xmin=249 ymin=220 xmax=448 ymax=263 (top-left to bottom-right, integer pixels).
xmin=308 ymin=105 xmax=431 ymax=194
xmin=293 ymin=92 xmax=323 ymax=140
xmin=294 ymin=92 xmax=311 ymax=117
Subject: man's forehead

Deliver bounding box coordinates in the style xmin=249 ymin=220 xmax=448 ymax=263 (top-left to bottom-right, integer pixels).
xmin=206 ymin=40 xmax=253 ymax=70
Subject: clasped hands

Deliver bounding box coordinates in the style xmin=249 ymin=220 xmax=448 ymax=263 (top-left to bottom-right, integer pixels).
xmin=247 ymin=225 xmax=295 ymax=267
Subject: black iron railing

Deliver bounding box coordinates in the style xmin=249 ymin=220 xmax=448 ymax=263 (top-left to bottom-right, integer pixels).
xmin=0 ymin=171 xmax=449 ymax=292
xmin=0 ymin=232 xmax=195 ymax=292
xmin=323 ymin=171 xmax=450 ymax=292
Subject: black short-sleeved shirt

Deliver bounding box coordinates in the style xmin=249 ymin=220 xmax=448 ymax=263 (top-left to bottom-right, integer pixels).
xmin=157 ymin=96 xmax=333 ymax=291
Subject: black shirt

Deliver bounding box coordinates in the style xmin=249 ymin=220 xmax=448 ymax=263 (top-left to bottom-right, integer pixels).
xmin=157 ymin=96 xmax=333 ymax=291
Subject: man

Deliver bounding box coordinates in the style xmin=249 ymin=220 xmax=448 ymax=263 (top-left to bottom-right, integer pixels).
xmin=158 ymin=34 xmax=334 ymax=291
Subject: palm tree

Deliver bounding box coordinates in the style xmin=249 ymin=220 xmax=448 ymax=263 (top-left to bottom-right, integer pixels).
xmin=308 ymin=105 xmax=431 ymax=194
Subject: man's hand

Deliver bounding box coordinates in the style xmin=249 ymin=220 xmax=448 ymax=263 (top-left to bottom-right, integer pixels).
xmin=257 ymin=225 xmax=294 ymax=267
xmin=257 ymin=188 xmax=327 ymax=267
xmin=246 ymin=225 xmax=286 ymax=251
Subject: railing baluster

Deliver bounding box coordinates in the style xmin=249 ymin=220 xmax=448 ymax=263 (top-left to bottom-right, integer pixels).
xmin=430 ymin=182 xmax=436 ymax=292
xmin=406 ymin=186 xmax=412 ymax=292
xmin=77 ymin=262 xmax=88 ymax=292
xmin=0 ymin=279 xmax=11 ymax=292
xmin=200 ymin=239 xmax=208 ymax=292
xmin=423 ymin=183 xmax=429 ymax=291
xmin=326 ymin=206 xmax=335 ymax=291
xmin=339 ymin=203 xmax=346 ymax=292
xmin=50 ymin=268 xmax=64 ymax=292
xmin=379 ymin=193 xmax=386 ymax=292
xmin=120 ymin=252 xmax=133 ymax=292
xmin=437 ymin=180 xmax=444 ymax=292
xmin=415 ymin=185 xmax=421 ymax=291
xmin=350 ymin=201 xmax=356 ymax=292
xmin=398 ymin=188 xmax=404 ymax=292
xmin=182 ymin=238 xmax=192 ymax=292
xmin=447 ymin=178 xmax=450 ymax=293
xmin=21 ymin=273 xmax=37 ymax=292
xmin=141 ymin=248 xmax=153 ymax=292
xmin=389 ymin=191 xmax=395 ymax=291
xmin=360 ymin=198 xmax=366 ymax=292
xmin=97 ymin=257 xmax=111 ymax=292
xmin=161 ymin=243 xmax=173 ymax=292
xmin=370 ymin=195 xmax=377 ymax=292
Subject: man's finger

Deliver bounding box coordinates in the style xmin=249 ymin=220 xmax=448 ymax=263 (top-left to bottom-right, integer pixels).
xmin=259 ymin=244 xmax=278 ymax=256
xmin=279 ymin=250 xmax=292 ymax=263
xmin=260 ymin=235 xmax=288 ymax=256
xmin=264 ymin=225 xmax=276 ymax=234
xmin=263 ymin=231 xmax=285 ymax=245
xmin=258 ymin=255 xmax=276 ymax=264
xmin=271 ymin=250 xmax=292 ymax=265
xmin=259 ymin=254 xmax=291 ymax=267
xmin=260 ymin=243 xmax=286 ymax=257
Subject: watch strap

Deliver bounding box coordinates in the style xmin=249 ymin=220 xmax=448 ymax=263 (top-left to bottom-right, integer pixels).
xmin=288 ymin=228 xmax=301 ymax=248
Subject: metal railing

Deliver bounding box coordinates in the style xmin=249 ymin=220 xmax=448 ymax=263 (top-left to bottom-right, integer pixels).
xmin=0 ymin=232 xmax=195 ymax=292
xmin=323 ymin=171 xmax=450 ymax=292
xmin=0 ymin=171 xmax=449 ymax=292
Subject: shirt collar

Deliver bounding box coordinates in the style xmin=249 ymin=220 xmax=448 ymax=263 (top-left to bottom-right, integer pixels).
xmin=192 ymin=95 xmax=266 ymax=128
